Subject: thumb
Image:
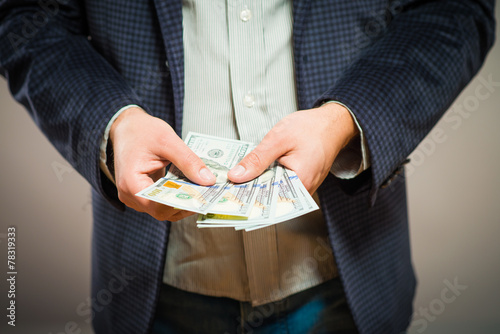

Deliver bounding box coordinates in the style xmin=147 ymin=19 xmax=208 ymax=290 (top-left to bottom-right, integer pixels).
xmin=162 ymin=137 xmax=216 ymax=186
xmin=228 ymin=137 xmax=286 ymax=183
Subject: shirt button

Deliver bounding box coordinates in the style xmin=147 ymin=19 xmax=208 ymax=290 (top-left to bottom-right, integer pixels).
xmin=243 ymin=93 xmax=255 ymax=108
xmin=240 ymin=6 xmax=252 ymax=22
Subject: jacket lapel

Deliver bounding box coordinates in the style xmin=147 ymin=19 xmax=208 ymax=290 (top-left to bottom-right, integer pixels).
xmin=292 ymin=0 xmax=312 ymax=110
xmin=152 ymin=0 xmax=184 ymax=134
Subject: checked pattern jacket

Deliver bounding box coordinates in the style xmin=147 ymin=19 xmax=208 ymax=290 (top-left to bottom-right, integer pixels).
xmin=0 ymin=0 xmax=495 ymax=333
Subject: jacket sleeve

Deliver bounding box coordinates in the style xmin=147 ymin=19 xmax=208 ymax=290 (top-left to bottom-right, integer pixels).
xmin=0 ymin=0 xmax=144 ymax=207
xmin=314 ymin=0 xmax=496 ymax=204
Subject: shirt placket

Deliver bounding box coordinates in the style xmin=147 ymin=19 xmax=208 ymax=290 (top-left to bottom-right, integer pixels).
xmin=228 ymin=0 xmax=272 ymax=143
xmin=227 ymin=0 xmax=280 ymax=304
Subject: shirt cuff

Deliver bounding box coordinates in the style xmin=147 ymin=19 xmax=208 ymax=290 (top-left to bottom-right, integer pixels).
xmin=323 ymin=101 xmax=371 ymax=179
xmin=99 ymin=104 xmax=140 ymax=183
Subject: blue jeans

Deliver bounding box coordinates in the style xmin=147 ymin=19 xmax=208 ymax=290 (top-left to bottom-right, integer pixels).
xmin=151 ymin=278 xmax=358 ymax=334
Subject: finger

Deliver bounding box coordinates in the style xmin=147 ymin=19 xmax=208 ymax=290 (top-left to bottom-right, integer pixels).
xmin=143 ymin=201 xmax=197 ymax=222
xmin=148 ymin=204 xmax=195 ymax=222
xmin=116 ymin=176 xmax=156 ymax=214
xmin=168 ymin=210 xmax=197 ymax=222
xmin=149 ymin=167 xmax=166 ymax=183
xmin=117 ymin=171 xmax=199 ymax=222
xmin=125 ymin=193 xmax=194 ymax=222
xmin=158 ymin=134 xmax=216 ymax=186
xmin=228 ymin=133 xmax=289 ymax=183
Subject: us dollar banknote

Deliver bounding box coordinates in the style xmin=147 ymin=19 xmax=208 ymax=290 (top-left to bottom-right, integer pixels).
xmin=137 ymin=132 xmax=254 ymax=214
xmin=241 ymin=168 xmax=319 ymax=231
xmin=197 ymin=164 xmax=281 ymax=226
xmin=137 ymin=133 xmax=319 ymax=229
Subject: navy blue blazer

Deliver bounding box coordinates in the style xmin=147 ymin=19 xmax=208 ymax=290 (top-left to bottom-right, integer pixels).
xmin=0 ymin=0 xmax=495 ymax=333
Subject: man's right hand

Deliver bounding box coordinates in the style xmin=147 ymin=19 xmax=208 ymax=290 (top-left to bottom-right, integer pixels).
xmin=109 ymin=107 xmax=216 ymax=221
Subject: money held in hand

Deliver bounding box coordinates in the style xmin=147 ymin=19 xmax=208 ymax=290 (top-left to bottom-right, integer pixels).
xmin=136 ymin=132 xmax=318 ymax=231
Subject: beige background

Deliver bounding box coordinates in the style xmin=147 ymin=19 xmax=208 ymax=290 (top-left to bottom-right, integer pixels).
xmin=1 ymin=7 xmax=499 ymax=334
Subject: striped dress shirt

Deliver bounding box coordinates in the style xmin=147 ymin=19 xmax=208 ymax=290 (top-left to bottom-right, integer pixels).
xmin=163 ymin=0 xmax=338 ymax=306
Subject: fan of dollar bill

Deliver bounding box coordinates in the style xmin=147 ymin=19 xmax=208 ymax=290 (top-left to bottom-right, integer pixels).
xmin=136 ymin=132 xmax=318 ymax=231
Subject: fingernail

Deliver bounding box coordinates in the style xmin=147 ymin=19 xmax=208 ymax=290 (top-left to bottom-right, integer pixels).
xmin=199 ymin=167 xmax=215 ymax=182
xmin=231 ymin=165 xmax=246 ymax=177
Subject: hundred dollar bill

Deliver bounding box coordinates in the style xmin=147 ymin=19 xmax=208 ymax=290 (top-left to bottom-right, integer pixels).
xmin=234 ymin=167 xmax=301 ymax=230
xmin=207 ymin=179 xmax=259 ymax=217
xmin=237 ymin=167 xmax=319 ymax=231
xmin=197 ymin=164 xmax=281 ymax=226
xmin=137 ymin=133 xmax=319 ymax=229
xmin=136 ymin=178 xmax=223 ymax=214
xmin=137 ymin=132 xmax=254 ymax=214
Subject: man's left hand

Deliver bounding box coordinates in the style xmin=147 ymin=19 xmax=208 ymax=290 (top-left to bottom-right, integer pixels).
xmin=228 ymin=103 xmax=359 ymax=194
